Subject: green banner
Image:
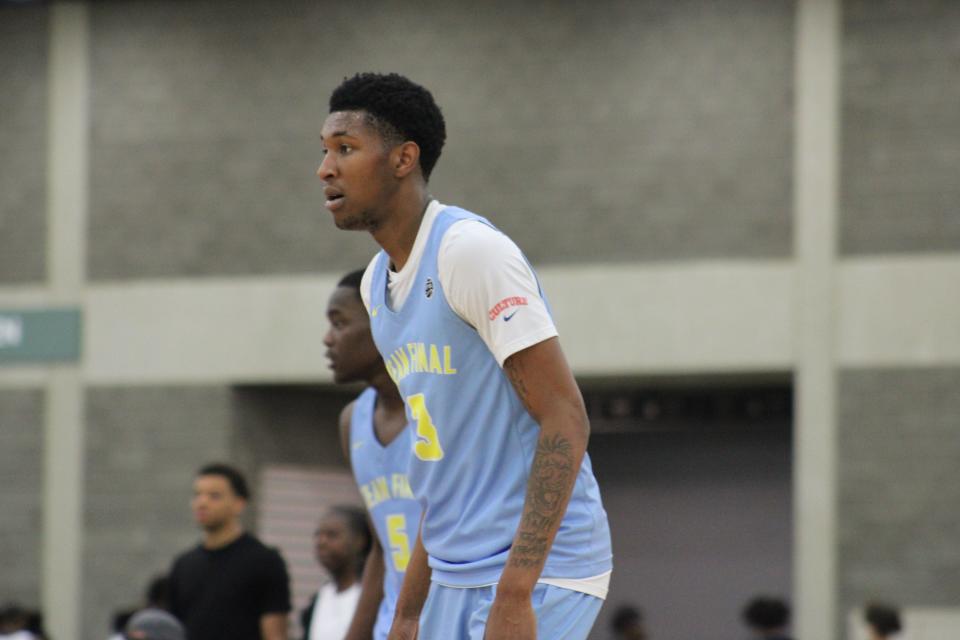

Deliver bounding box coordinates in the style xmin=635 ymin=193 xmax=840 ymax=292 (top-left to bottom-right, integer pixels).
xmin=0 ymin=308 xmax=82 ymax=365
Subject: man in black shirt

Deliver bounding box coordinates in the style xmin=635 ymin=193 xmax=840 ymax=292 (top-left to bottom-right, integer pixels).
xmin=167 ymin=463 xmax=290 ymax=640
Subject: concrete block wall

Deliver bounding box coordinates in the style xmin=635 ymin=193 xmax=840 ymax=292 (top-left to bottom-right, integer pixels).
xmin=841 ymin=0 xmax=960 ymax=254
xmin=838 ymin=368 xmax=960 ymax=615
xmin=0 ymin=5 xmax=48 ymax=284
xmin=86 ymin=0 xmax=793 ymax=281
xmin=0 ymin=389 xmax=44 ymax=608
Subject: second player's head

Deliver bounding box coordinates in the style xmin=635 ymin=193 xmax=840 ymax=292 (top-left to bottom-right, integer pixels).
xmin=318 ymin=73 xmax=446 ymax=231
xmin=324 ymin=269 xmax=382 ymax=384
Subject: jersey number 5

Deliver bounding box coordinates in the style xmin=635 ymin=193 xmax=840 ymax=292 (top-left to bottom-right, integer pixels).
xmin=407 ymin=393 xmax=444 ymax=461
xmin=386 ymin=514 xmax=411 ymax=572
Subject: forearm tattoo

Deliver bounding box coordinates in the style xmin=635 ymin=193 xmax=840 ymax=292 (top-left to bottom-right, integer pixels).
xmin=510 ymin=433 xmax=576 ymax=569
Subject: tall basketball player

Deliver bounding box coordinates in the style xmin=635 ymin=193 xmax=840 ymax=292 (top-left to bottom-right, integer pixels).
xmin=318 ymin=73 xmax=612 ymax=640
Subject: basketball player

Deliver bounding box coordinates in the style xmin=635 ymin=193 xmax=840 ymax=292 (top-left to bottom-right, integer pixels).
xmin=325 ymin=270 xmax=422 ymax=640
xmin=318 ymin=73 xmax=612 ymax=640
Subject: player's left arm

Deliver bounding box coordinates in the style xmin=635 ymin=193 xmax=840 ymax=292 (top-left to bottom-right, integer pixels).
xmin=484 ymin=336 xmax=589 ymax=640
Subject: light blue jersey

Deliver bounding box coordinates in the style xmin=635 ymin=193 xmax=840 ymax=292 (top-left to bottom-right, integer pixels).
xmin=349 ymin=387 xmax=422 ymax=640
xmin=369 ymin=206 xmax=612 ymax=587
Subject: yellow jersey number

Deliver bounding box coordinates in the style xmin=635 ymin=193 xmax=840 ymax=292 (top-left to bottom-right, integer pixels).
xmin=386 ymin=514 xmax=411 ymax=572
xmin=407 ymin=393 xmax=444 ymax=461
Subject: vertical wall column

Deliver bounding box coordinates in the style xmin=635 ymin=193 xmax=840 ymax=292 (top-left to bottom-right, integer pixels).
xmin=793 ymin=0 xmax=841 ymax=638
xmin=43 ymin=3 xmax=89 ymax=640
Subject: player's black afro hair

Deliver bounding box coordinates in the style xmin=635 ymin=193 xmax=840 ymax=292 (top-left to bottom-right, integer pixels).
xmin=329 ymin=72 xmax=446 ymax=180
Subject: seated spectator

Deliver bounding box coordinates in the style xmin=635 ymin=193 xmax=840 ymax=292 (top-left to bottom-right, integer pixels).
xmin=742 ymin=596 xmax=793 ymax=640
xmin=864 ymin=602 xmax=902 ymax=639
xmin=125 ymin=608 xmax=186 ymax=640
xmin=0 ymin=603 xmax=38 ymax=640
xmin=109 ymin=608 xmax=137 ymax=640
xmin=610 ymin=604 xmax=648 ymax=640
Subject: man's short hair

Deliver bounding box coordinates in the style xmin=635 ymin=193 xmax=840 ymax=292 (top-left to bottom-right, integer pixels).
xmin=329 ymin=72 xmax=446 ymax=180
xmin=743 ymin=596 xmax=790 ymax=630
xmin=865 ymin=602 xmax=902 ymax=636
xmin=196 ymin=463 xmax=250 ymax=500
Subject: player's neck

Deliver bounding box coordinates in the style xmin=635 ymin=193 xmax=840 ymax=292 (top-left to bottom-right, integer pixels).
xmin=369 ymin=368 xmax=403 ymax=409
xmin=202 ymin=520 xmax=244 ymax=550
xmin=370 ymin=187 xmax=430 ymax=272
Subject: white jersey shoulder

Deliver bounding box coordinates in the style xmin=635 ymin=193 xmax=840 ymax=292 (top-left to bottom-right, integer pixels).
xmin=361 ymin=201 xmax=557 ymax=366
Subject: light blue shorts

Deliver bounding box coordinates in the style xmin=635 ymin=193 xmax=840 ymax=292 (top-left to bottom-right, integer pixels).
xmin=418 ymin=582 xmax=603 ymax=640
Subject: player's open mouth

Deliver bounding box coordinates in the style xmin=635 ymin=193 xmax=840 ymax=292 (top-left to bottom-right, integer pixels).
xmin=325 ymin=187 xmax=345 ymax=211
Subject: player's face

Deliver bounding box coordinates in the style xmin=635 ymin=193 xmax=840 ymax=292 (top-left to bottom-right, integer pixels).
xmin=313 ymin=512 xmax=362 ymax=574
xmin=190 ymin=474 xmax=245 ymax=532
xmin=324 ymin=286 xmax=380 ymax=384
xmin=317 ymin=110 xmax=398 ymax=231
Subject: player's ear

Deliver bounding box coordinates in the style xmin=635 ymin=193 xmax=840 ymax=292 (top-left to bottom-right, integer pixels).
xmin=392 ymin=141 xmax=421 ymax=179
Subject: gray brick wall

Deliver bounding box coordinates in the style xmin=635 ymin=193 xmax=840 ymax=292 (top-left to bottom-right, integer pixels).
xmin=838 ymin=368 xmax=960 ymax=616
xmin=0 ymin=389 xmax=44 ymax=608
xmin=83 ymin=386 xmax=232 ymax=640
xmin=232 ymin=386 xmax=352 ymax=472
xmin=231 ymin=385 xmax=353 ymax=526
xmin=841 ymin=0 xmax=960 ymax=254
xmin=0 ymin=5 xmax=47 ymax=284
xmin=88 ymin=0 xmax=793 ymax=280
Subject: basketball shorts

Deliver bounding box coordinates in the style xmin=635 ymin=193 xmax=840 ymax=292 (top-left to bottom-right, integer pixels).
xmin=417 ymin=581 xmax=603 ymax=639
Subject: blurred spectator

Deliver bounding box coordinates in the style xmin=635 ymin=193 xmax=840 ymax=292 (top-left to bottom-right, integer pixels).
xmin=742 ymin=596 xmax=793 ymax=640
xmin=144 ymin=575 xmax=170 ymax=611
xmin=167 ymin=462 xmax=291 ymax=640
xmin=109 ymin=609 xmax=136 ymax=640
xmin=109 ymin=574 xmax=169 ymax=640
xmin=610 ymin=604 xmax=648 ymax=640
xmin=0 ymin=603 xmax=39 ymax=640
xmin=125 ymin=609 xmax=186 ymax=640
xmin=301 ymin=505 xmax=373 ymax=640
xmin=864 ymin=602 xmax=902 ymax=639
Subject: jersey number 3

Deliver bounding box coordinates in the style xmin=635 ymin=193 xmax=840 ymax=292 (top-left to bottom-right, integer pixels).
xmin=407 ymin=393 xmax=444 ymax=461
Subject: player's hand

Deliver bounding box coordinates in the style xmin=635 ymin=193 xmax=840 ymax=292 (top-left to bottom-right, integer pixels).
xmin=387 ymin=615 xmax=418 ymax=640
xmin=483 ymin=591 xmax=536 ymax=639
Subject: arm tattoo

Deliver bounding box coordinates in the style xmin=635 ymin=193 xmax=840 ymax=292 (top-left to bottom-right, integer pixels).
xmin=509 ymin=434 xmax=576 ymax=569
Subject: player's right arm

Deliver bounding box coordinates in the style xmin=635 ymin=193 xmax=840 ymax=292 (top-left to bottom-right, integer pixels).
xmin=339 ymin=400 xmax=386 ymax=640
xmin=386 ymin=518 xmax=430 ymax=640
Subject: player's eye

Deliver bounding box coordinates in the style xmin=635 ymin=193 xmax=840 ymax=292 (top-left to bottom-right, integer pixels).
xmin=340 ymin=144 xmax=352 ymax=154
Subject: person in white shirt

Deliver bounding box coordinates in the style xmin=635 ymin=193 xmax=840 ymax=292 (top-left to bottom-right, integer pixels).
xmin=301 ymin=505 xmax=373 ymax=640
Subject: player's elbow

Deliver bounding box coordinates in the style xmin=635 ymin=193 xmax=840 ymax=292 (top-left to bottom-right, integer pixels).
xmin=542 ymin=390 xmax=590 ymax=449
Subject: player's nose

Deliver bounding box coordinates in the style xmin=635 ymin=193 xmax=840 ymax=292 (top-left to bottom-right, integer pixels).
xmin=316 ymin=153 xmax=336 ymax=181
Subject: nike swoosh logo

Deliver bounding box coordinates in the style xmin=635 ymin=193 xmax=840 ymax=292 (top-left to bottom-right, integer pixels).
xmin=504 ymin=311 xmax=518 ymax=322
xmin=371 ymin=306 xmax=380 ymax=318
xmin=352 ymin=441 xmax=365 ymax=450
